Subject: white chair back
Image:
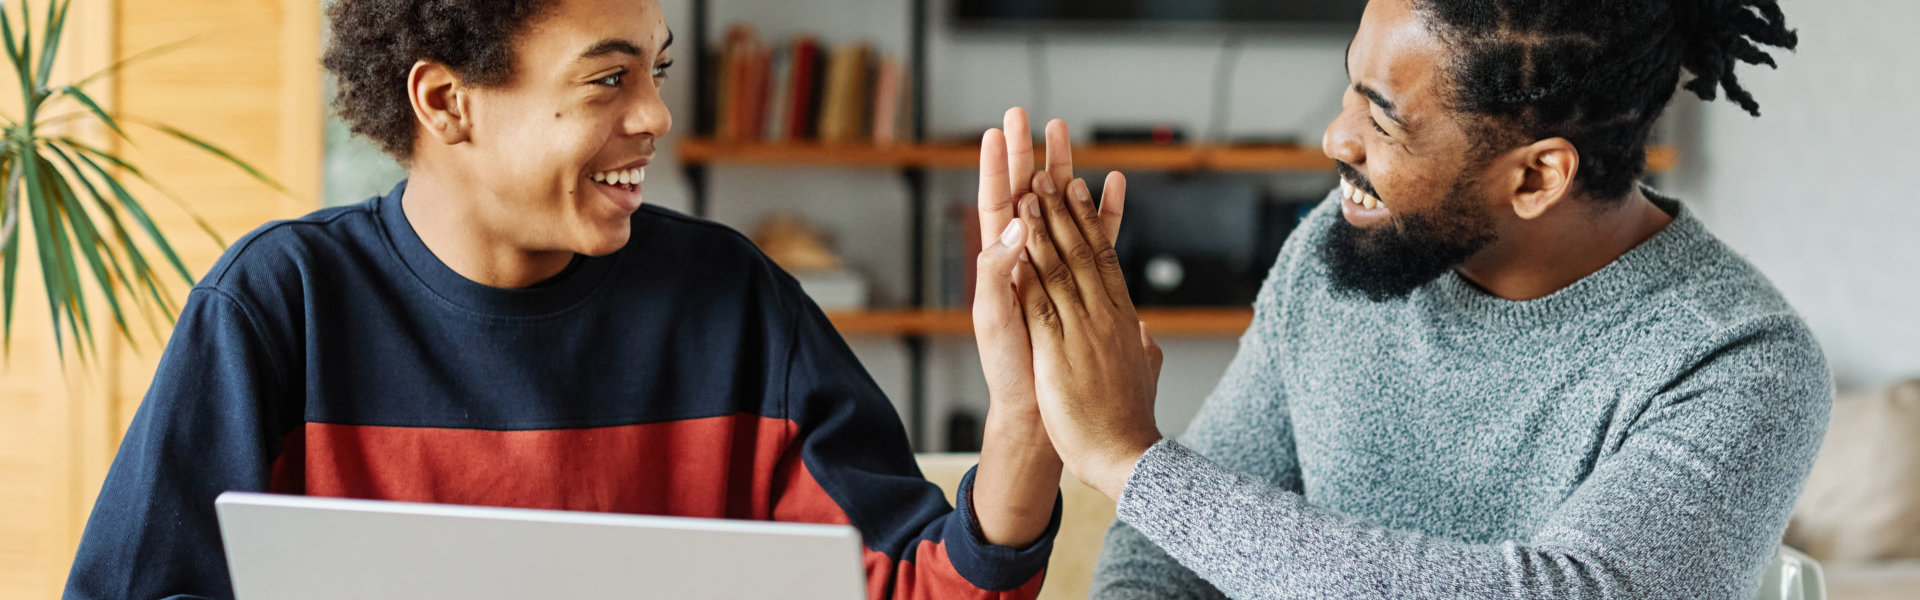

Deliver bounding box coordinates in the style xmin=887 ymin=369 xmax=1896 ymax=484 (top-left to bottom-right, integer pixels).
xmin=1757 ymin=546 xmax=1826 ymax=600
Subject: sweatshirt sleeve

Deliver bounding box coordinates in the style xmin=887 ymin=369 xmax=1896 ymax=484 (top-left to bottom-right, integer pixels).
xmin=65 ymin=288 xmax=292 ymax=600
xmin=1108 ymin=315 xmax=1831 ymax=599
xmin=1093 ymin=224 xmax=1308 ymax=600
xmin=769 ymin=285 xmax=1061 ymax=599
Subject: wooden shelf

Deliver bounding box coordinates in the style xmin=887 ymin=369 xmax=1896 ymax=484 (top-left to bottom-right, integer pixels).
xmin=680 ymin=138 xmax=1680 ymax=173
xmin=826 ymin=308 xmax=1254 ymax=337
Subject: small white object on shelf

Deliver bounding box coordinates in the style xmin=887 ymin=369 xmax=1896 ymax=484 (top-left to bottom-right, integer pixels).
xmin=793 ymin=269 xmax=868 ymax=311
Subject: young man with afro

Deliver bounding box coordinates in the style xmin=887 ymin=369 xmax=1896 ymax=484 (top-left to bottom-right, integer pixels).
xmin=64 ymin=0 xmax=1101 ymax=598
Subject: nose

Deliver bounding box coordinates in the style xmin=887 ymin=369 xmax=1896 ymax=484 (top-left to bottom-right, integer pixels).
xmin=1322 ymin=93 xmax=1365 ymax=168
xmin=628 ymin=84 xmax=674 ymax=139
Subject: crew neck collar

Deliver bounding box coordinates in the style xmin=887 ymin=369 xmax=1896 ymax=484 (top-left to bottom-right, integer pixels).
xmin=377 ymin=180 xmax=620 ymax=318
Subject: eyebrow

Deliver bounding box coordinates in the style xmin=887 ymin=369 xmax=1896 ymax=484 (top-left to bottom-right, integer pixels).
xmin=1353 ymin=83 xmax=1408 ymax=128
xmin=579 ymin=38 xmax=643 ymax=60
xmin=578 ymin=30 xmax=673 ymax=63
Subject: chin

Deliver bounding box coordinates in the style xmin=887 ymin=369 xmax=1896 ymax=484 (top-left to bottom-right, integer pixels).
xmin=572 ymin=219 xmax=633 ymax=257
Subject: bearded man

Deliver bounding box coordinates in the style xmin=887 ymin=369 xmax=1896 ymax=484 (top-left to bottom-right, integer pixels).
xmin=963 ymin=0 xmax=1832 ymax=597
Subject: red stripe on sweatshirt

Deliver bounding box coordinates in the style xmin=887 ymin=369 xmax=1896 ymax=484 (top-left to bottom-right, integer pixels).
xmin=269 ymin=415 xmax=1030 ymax=598
xmin=276 ymin=414 xmax=793 ymax=517
xmin=773 ymin=452 xmax=1044 ymax=598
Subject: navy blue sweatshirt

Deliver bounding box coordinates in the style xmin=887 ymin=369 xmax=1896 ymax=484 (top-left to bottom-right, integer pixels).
xmin=65 ymin=181 xmax=1059 ymax=599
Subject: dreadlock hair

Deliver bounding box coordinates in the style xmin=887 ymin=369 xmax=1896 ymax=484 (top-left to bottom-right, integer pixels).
xmin=323 ymin=0 xmax=559 ymax=162
xmin=1413 ymin=0 xmax=1798 ymax=201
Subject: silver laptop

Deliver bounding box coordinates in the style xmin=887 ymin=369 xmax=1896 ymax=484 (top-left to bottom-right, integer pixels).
xmin=215 ymin=492 xmax=868 ymax=600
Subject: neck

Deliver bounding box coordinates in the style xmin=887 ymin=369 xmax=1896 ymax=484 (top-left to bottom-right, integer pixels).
xmin=1456 ymin=187 xmax=1673 ymax=301
xmin=401 ymin=167 xmax=575 ymax=289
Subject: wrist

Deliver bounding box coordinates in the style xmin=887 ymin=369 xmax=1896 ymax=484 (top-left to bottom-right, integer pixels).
xmin=983 ymin=400 xmax=1048 ymax=444
xmin=1084 ymin=434 xmax=1159 ymax=501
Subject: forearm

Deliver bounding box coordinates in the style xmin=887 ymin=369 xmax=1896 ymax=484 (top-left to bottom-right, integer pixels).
xmin=972 ymin=407 xmax=1063 ymax=547
xmin=1091 ymin=519 xmax=1227 ymax=600
xmin=1117 ymin=441 xmax=1781 ymax=600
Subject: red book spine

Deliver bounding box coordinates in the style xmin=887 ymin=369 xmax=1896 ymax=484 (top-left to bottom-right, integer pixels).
xmin=786 ymin=37 xmax=818 ymax=142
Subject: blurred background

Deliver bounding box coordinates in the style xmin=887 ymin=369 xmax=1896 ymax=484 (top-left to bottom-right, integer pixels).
xmin=3 ymin=1 xmax=1914 ymax=598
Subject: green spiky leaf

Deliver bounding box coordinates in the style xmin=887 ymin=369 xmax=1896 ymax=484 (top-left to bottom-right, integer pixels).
xmin=55 ymin=85 xmax=127 ymax=141
xmin=33 ymin=0 xmax=70 ymax=95
xmin=123 ymin=117 xmax=292 ymax=198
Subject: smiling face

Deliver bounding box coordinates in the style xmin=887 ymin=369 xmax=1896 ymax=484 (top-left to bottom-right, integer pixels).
xmin=435 ymin=0 xmax=674 ymax=257
xmin=1317 ymin=0 xmax=1503 ymax=301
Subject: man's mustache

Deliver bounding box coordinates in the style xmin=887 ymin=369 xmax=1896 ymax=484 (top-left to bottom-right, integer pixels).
xmin=1334 ymin=161 xmax=1381 ymax=203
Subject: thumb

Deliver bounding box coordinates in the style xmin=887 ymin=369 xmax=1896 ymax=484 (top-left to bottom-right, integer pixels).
xmin=973 ymin=218 xmax=1028 ymax=337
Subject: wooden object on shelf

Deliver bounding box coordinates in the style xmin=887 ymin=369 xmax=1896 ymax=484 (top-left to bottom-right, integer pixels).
xmin=825 ymin=308 xmax=1254 ymax=337
xmin=681 ymin=139 xmax=1682 ymax=173
xmin=818 ymin=44 xmax=873 ymax=143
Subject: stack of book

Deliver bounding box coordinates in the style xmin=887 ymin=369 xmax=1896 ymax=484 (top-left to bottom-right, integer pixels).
xmin=709 ymin=24 xmax=908 ymax=146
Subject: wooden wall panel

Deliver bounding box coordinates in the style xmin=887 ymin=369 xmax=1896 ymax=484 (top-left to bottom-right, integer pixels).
xmin=0 ymin=0 xmax=320 ymax=596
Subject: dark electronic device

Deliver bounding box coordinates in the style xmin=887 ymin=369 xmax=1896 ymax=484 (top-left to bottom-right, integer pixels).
xmin=1092 ymin=125 xmax=1187 ymax=145
xmin=1108 ymin=177 xmax=1303 ymax=307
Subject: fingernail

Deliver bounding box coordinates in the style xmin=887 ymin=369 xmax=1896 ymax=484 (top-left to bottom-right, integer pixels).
xmin=1019 ymin=249 xmax=1031 ymax=263
xmin=1040 ymin=174 xmax=1057 ymax=195
xmin=1000 ymin=219 xmax=1024 ymax=246
xmin=1071 ymin=179 xmax=1091 ymax=203
xmin=1022 ymin=196 xmax=1041 ymax=218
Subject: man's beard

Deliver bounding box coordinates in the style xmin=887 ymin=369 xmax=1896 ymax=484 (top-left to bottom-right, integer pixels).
xmin=1320 ymin=169 xmax=1498 ymax=302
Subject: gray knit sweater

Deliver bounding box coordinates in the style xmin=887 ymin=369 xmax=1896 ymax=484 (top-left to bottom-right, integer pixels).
xmin=1091 ymin=189 xmax=1832 ymax=599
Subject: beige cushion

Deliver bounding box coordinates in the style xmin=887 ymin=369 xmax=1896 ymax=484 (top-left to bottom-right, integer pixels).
xmin=916 ymin=453 xmax=1116 ymax=600
xmin=1786 ymin=380 xmax=1920 ymax=563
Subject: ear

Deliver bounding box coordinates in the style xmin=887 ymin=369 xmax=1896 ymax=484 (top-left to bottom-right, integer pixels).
xmin=1503 ymin=137 xmax=1579 ymax=220
xmin=408 ymin=60 xmax=472 ymax=147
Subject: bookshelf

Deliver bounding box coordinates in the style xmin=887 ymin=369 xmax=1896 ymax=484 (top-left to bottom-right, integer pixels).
xmin=682 ymin=0 xmax=1682 ymax=447
xmin=682 ymin=139 xmax=1681 ymax=173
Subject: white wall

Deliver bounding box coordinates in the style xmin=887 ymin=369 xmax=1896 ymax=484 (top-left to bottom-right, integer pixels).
xmin=1668 ymin=0 xmax=1918 ymax=393
xmin=478 ymin=0 xmax=1916 ymax=449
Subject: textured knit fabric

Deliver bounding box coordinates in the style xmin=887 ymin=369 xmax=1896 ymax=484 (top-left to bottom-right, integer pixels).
xmin=66 ymin=181 xmax=1059 ymax=600
xmin=1092 ymin=189 xmax=1832 ymax=599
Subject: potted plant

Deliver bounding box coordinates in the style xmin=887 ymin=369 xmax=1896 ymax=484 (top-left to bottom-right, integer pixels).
xmin=2 ymin=0 xmax=285 ymax=360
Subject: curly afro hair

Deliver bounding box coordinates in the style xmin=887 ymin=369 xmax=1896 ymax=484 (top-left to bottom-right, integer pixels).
xmin=1415 ymin=0 xmax=1797 ymax=201
xmin=323 ymin=0 xmax=559 ymax=161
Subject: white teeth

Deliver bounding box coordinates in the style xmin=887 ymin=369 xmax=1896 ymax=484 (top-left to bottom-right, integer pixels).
xmin=1363 ymin=194 xmax=1378 ymax=210
xmin=591 ymin=167 xmax=647 ymax=186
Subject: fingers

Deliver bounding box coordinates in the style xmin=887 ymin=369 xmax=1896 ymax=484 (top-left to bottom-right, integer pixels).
xmin=1045 ymin=119 xmax=1074 ymax=193
xmin=1066 ymin=177 xmax=1133 ymax=314
xmin=978 ymin=129 xmax=1015 ymax=249
xmin=1099 ymin=171 xmax=1127 ymax=250
xmin=1018 ymin=192 xmax=1086 ymax=334
xmin=1032 ymin=172 xmax=1111 ymax=314
xmin=1012 ymin=207 xmax=1065 ymax=347
xmin=1003 ymin=108 xmax=1036 ymax=199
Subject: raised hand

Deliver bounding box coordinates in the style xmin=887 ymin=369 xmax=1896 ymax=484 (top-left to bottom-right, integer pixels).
xmin=968 ymin=108 xmax=1118 ymax=546
xmin=1011 ymin=166 xmax=1165 ymax=501
xmin=973 ymin=108 xmax=1127 ymax=420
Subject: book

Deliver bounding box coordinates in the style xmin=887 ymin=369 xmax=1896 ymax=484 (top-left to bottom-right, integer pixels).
xmin=785 ymin=36 xmax=820 ymax=142
xmin=870 ymin=57 xmax=902 ymax=145
xmin=818 ymin=44 xmax=871 ymax=144
xmin=765 ymin=47 xmax=792 ymax=143
xmin=740 ymin=45 xmax=772 ymax=143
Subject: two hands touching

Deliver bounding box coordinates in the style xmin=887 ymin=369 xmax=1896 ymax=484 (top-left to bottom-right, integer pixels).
xmin=972 ymin=108 xmax=1166 ymax=511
